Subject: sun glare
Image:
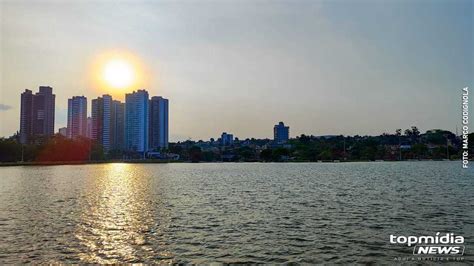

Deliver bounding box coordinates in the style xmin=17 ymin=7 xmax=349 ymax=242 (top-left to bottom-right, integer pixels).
xmin=90 ymin=50 xmax=150 ymax=98
xmin=103 ymin=59 xmax=134 ymax=89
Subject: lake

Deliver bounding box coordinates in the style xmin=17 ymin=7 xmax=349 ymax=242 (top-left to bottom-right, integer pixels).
xmin=0 ymin=162 xmax=472 ymax=263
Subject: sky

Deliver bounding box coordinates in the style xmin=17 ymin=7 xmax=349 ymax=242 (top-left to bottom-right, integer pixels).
xmin=0 ymin=0 xmax=472 ymax=141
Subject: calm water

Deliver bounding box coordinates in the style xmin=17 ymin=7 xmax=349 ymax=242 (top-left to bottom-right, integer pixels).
xmin=0 ymin=162 xmax=472 ymax=263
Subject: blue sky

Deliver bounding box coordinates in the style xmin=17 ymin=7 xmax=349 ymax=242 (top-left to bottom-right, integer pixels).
xmin=0 ymin=0 xmax=472 ymax=141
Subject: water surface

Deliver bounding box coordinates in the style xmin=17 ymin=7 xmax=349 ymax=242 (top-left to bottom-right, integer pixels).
xmin=0 ymin=162 xmax=472 ymax=263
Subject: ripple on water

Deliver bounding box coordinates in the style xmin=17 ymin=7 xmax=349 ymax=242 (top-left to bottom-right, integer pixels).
xmin=0 ymin=162 xmax=472 ymax=263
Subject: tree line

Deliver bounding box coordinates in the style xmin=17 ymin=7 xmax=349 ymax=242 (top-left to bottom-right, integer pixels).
xmin=0 ymin=127 xmax=473 ymax=163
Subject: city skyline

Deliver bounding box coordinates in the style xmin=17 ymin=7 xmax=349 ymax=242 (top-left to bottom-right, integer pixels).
xmin=19 ymin=85 xmax=169 ymax=153
xmin=67 ymin=96 xmax=87 ymax=139
xmin=1 ymin=0 xmax=472 ymax=141
xmin=11 ymin=83 xmax=472 ymax=142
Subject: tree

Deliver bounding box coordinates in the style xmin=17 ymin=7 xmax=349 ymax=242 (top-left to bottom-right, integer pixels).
xmin=360 ymin=147 xmax=376 ymax=160
xmin=411 ymin=126 xmax=420 ymax=137
xmin=237 ymin=147 xmax=255 ymax=161
xmin=412 ymin=143 xmax=428 ymax=159
xmin=404 ymin=126 xmax=420 ymax=143
xmin=395 ymin=129 xmax=402 ymax=160
xmin=202 ymin=151 xmax=217 ymax=162
xmin=260 ymin=149 xmax=273 ymax=162
xmin=189 ymin=146 xmax=202 ymax=162
xmin=90 ymin=143 xmax=105 ymax=161
xmin=35 ymin=135 xmax=93 ymax=162
xmin=0 ymin=138 xmax=21 ymax=162
xmin=272 ymin=147 xmax=290 ymax=161
xmin=319 ymin=149 xmax=333 ymax=160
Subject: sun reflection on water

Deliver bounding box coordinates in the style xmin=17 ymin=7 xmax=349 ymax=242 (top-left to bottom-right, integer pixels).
xmin=73 ymin=163 xmax=173 ymax=263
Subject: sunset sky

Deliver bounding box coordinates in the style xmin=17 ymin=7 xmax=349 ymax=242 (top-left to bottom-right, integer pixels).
xmin=0 ymin=0 xmax=472 ymax=141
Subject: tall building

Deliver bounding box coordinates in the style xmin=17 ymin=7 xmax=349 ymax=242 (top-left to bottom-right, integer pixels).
xmin=20 ymin=86 xmax=55 ymax=144
xmin=125 ymin=90 xmax=149 ymax=153
xmin=112 ymin=100 xmax=125 ymax=150
xmin=92 ymin=95 xmax=113 ymax=151
xmin=149 ymin=96 xmax=169 ymax=150
xmin=67 ymin=96 xmax=87 ymax=139
xmin=274 ymin=122 xmax=289 ymax=143
xmin=221 ymin=132 xmax=234 ymax=146
xmin=86 ymin=117 xmax=92 ymax=139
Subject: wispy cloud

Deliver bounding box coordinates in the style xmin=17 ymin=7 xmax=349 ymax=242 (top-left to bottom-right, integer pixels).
xmin=0 ymin=104 xmax=12 ymax=111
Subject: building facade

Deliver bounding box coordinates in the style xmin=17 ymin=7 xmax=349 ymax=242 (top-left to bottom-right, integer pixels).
xmin=20 ymin=90 xmax=33 ymax=144
xmin=274 ymin=122 xmax=289 ymax=143
xmin=125 ymin=90 xmax=149 ymax=153
xmin=67 ymin=96 xmax=87 ymax=139
xmin=86 ymin=117 xmax=92 ymax=139
xmin=112 ymin=100 xmax=125 ymax=150
xmin=58 ymin=127 xmax=67 ymax=137
xmin=20 ymin=86 xmax=55 ymax=144
xmin=221 ymin=132 xmax=234 ymax=146
xmin=149 ymin=96 xmax=169 ymax=150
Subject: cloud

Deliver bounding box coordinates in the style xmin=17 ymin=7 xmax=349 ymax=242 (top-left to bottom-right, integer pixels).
xmin=0 ymin=104 xmax=12 ymax=111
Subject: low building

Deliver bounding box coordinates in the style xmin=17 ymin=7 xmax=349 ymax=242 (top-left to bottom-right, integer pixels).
xmin=221 ymin=132 xmax=234 ymax=146
xmin=58 ymin=127 xmax=67 ymax=137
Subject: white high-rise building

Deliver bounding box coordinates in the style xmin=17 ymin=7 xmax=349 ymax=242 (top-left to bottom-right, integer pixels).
xmin=67 ymin=96 xmax=87 ymax=139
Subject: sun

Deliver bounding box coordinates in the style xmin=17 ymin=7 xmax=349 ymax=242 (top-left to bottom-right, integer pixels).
xmin=89 ymin=50 xmax=151 ymax=98
xmin=102 ymin=59 xmax=135 ymax=89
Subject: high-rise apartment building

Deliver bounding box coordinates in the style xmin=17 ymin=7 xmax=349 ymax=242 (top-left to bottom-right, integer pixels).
xmin=67 ymin=96 xmax=87 ymax=139
xmin=149 ymin=96 xmax=169 ymax=150
xmin=20 ymin=86 xmax=55 ymax=144
xmin=125 ymin=90 xmax=149 ymax=153
xmin=20 ymin=90 xmax=33 ymax=144
xmin=274 ymin=122 xmax=289 ymax=143
xmin=92 ymin=95 xmax=113 ymax=151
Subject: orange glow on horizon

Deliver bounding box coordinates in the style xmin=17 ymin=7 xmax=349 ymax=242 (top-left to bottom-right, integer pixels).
xmin=89 ymin=50 xmax=150 ymax=100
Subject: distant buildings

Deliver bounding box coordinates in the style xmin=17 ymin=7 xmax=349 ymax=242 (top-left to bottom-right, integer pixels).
xmin=86 ymin=117 xmax=92 ymax=139
xmin=112 ymin=100 xmax=125 ymax=150
xmin=20 ymin=86 xmax=55 ymax=144
xmin=274 ymin=122 xmax=289 ymax=143
xmin=58 ymin=127 xmax=67 ymax=137
xmin=149 ymin=96 xmax=169 ymax=150
xmin=67 ymin=96 xmax=87 ymax=139
xmin=125 ymin=90 xmax=149 ymax=153
xmin=221 ymin=132 xmax=234 ymax=146
xmin=18 ymin=85 xmax=171 ymax=156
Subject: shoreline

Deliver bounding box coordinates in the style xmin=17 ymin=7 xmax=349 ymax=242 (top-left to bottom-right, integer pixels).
xmin=0 ymin=159 xmax=462 ymax=167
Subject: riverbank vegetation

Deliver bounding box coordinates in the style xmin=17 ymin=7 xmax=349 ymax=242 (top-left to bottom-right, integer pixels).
xmin=1 ymin=127 xmax=472 ymax=163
